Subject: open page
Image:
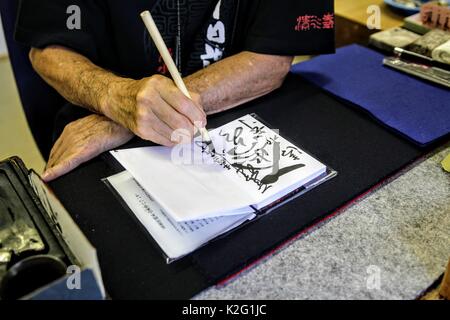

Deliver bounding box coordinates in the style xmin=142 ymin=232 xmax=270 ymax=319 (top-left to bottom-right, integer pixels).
xmin=112 ymin=146 xmax=256 ymax=221
xmin=203 ymin=114 xmax=327 ymax=208
xmin=112 ymin=114 xmax=326 ymax=221
xmin=106 ymin=171 xmax=255 ymax=260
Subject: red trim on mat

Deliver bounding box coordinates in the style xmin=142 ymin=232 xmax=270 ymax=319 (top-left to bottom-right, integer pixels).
xmin=216 ymin=156 xmax=424 ymax=287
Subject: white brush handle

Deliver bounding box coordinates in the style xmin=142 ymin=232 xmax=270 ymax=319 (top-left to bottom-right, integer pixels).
xmin=140 ymin=11 xmax=212 ymax=142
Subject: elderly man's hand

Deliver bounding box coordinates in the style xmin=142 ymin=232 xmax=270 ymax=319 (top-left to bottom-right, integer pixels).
xmin=101 ymin=74 xmax=206 ymax=146
xmin=42 ymin=114 xmax=133 ymax=182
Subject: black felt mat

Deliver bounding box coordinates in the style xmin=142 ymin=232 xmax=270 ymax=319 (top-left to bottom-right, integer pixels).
xmin=49 ymin=74 xmax=427 ymax=299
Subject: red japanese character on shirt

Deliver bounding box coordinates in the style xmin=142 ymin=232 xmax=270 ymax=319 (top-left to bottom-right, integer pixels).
xmin=157 ymin=48 xmax=174 ymax=75
xmin=295 ymin=15 xmax=312 ymax=31
xmin=295 ymin=15 xmax=323 ymax=31
xmin=322 ymin=13 xmax=335 ymax=29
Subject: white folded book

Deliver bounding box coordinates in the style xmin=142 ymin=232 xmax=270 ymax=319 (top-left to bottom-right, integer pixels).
xmin=106 ymin=114 xmax=331 ymax=262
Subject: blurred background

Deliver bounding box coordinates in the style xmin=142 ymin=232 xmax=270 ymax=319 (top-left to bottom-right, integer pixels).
xmin=0 ymin=15 xmax=46 ymax=173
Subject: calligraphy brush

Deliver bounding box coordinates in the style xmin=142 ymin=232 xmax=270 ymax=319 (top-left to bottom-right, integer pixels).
xmin=394 ymin=47 xmax=450 ymax=72
xmin=140 ymin=10 xmax=216 ymax=152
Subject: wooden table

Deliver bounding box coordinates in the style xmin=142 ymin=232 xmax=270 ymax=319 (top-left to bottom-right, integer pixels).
xmin=336 ymin=0 xmax=404 ymax=30
xmin=334 ymin=0 xmax=405 ymax=47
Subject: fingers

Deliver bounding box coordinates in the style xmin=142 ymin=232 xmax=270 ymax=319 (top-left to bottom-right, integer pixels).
xmin=42 ymin=154 xmax=83 ymax=182
xmin=145 ymin=110 xmax=190 ymax=144
xmin=134 ymin=114 xmax=177 ymax=147
xmin=145 ymin=75 xmax=206 ymax=126
xmin=46 ymin=116 xmax=98 ymax=170
xmin=159 ymin=84 xmax=207 ymax=127
xmin=150 ymin=94 xmax=197 ymax=138
xmin=144 ymin=130 xmax=176 ymax=147
xmin=43 ymin=141 xmax=104 ymax=182
xmin=126 ymin=75 xmax=209 ymax=146
xmin=189 ymin=91 xmax=205 ymax=121
xmin=46 ymin=136 xmax=65 ymax=170
xmin=43 ymin=115 xmax=134 ymax=181
xmin=43 ymin=137 xmax=100 ymax=181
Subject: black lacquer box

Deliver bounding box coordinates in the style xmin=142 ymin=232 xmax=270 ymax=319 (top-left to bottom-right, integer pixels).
xmin=0 ymin=157 xmax=104 ymax=300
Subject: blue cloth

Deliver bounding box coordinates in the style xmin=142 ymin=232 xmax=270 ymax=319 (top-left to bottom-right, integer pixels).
xmin=29 ymin=269 xmax=104 ymax=300
xmin=291 ymin=44 xmax=450 ymax=146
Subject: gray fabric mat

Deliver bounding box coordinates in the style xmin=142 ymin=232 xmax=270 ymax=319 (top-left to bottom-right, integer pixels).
xmin=195 ymin=144 xmax=450 ymax=300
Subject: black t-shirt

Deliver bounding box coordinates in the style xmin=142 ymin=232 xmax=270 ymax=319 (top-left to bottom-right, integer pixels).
xmin=15 ymin=0 xmax=335 ymax=138
xmin=15 ymin=0 xmax=335 ymax=78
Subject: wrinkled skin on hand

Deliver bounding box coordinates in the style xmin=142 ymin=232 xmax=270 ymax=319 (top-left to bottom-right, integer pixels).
xmin=42 ymin=114 xmax=133 ymax=182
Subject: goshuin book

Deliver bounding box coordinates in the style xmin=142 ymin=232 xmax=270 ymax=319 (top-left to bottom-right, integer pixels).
xmin=106 ymin=114 xmax=336 ymax=262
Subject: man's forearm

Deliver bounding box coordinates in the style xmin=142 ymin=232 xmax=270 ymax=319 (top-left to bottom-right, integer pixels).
xmin=29 ymin=46 xmax=159 ymax=132
xmin=30 ymin=46 xmax=292 ymax=124
xmin=29 ymin=46 xmax=132 ymax=116
xmin=185 ymin=51 xmax=293 ymax=115
xmin=30 ymin=46 xmax=206 ymax=144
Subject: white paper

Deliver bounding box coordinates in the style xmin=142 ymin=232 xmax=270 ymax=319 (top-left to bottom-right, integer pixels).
xmin=206 ymin=114 xmax=327 ymax=208
xmin=112 ymin=114 xmax=326 ymax=221
xmin=106 ymin=171 xmax=255 ymax=260
xmin=112 ymin=146 xmax=256 ymax=221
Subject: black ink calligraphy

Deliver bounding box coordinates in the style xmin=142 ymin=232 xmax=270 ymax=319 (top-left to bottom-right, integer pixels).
xmin=198 ymin=117 xmax=307 ymax=194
